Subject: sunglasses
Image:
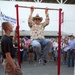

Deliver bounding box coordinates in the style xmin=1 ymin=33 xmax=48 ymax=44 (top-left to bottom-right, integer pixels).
xmin=35 ymin=18 xmax=40 ymax=20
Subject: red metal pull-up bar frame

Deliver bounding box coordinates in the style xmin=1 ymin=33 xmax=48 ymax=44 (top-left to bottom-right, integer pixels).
xmin=15 ymin=4 xmax=62 ymax=75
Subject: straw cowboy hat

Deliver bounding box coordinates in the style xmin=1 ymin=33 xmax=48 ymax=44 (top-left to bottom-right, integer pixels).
xmin=68 ymin=34 xmax=74 ymax=37
xmin=32 ymin=14 xmax=43 ymax=22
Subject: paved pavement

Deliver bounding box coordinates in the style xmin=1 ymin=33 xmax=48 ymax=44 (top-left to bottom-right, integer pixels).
xmin=0 ymin=61 xmax=74 ymax=75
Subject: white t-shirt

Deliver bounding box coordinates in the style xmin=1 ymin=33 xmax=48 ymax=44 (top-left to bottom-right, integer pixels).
xmin=53 ymin=41 xmax=58 ymax=51
xmin=63 ymin=43 xmax=70 ymax=52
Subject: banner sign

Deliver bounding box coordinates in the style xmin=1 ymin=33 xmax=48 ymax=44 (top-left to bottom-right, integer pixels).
xmin=0 ymin=11 xmax=16 ymax=24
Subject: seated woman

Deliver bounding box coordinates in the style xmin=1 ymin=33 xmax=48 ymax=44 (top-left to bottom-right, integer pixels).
xmin=22 ymin=36 xmax=31 ymax=61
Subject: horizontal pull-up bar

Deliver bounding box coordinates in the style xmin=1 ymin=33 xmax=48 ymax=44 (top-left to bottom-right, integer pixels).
xmin=15 ymin=5 xmax=59 ymax=10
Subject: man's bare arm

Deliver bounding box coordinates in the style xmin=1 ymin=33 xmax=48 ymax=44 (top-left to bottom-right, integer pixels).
xmin=13 ymin=26 xmax=18 ymax=42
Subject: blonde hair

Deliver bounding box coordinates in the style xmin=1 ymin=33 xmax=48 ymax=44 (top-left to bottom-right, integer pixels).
xmin=2 ymin=22 xmax=10 ymax=31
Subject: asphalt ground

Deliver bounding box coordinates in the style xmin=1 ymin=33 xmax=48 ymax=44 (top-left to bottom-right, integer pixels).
xmin=0 ymin=61 xmax=74 ymax=75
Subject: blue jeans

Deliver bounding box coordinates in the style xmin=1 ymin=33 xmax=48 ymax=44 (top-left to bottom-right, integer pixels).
xmin=67 ymin=49 xmax=75 ymax=67
xmin=31 ymin=39 xmax=52 ymax=60
xmin=23 ymin=50 xmax=28 ymax=61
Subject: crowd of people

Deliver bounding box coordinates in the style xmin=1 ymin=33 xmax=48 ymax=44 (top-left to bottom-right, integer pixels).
xmin=12 ymin=35 xmax=75 ymax=67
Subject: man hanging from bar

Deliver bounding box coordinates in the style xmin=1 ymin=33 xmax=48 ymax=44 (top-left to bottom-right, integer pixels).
xmin=28 ymin=6 xmax=52 ymax=65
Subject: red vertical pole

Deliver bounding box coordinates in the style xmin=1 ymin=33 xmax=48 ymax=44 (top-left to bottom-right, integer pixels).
xmin=2 ymin=28 xmax=3 ymax=36
xmin=57 ymin=8 xmax=62 ymax=75
xmin=15 ymin=4 xmax=21 ymax=68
